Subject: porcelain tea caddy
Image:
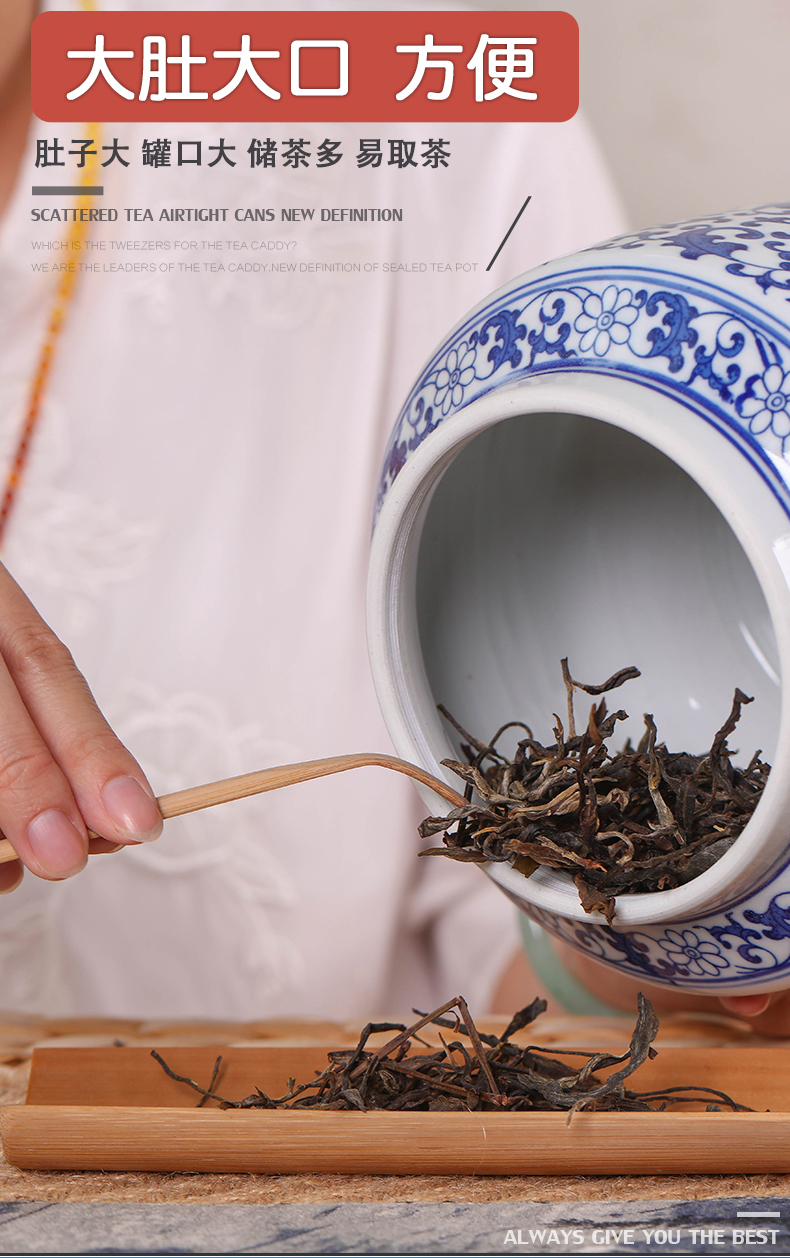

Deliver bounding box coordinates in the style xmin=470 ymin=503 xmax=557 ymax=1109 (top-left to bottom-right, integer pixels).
xmin=368 ymin=203 xmax=790 ymax=996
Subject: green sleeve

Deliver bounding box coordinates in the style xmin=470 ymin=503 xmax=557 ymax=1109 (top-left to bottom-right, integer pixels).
xmin=518 ymin=914 xmax=623 ymax=1017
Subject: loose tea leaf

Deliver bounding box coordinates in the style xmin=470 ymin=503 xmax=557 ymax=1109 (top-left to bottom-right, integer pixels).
xmin=420 ymin=662 xmax=770 ymax=922
xmin=151 ymin=993 xmax=749 ymax=1118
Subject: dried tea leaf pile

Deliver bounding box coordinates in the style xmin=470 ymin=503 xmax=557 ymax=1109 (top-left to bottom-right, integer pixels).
xmin=419 ymin=662 xmax=770 ymax=923
xmin=152 ymin=993 xmax=748 ymax=1116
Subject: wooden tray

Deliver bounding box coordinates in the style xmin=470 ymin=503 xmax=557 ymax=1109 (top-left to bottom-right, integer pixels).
xmin=3 ymin=1043 xmax=790 ymax=1175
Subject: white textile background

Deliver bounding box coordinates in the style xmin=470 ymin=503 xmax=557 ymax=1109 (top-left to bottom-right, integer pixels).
xmin=0 ymin=6 xmax=626 ymax=1019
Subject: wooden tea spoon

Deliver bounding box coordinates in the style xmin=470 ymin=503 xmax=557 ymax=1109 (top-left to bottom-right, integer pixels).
xmin=0 ymin=753 xmax=469 ymax=867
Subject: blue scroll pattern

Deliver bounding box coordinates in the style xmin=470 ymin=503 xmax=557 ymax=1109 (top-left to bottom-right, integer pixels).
xmin=590 ymin=204 xmax=790 ymax=301
xmin=518 ymin=891 xmax=790 ymax=989
xmin=375 ymin=264 xmax=790 ymax=517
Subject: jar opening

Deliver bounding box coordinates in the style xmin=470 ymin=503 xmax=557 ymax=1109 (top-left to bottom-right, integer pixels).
xmin=416 ymin=410 xmax=780 ymax=781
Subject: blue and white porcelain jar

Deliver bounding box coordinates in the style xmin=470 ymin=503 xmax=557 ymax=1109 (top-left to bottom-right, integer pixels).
xmin=368 ymin=204 xmax=790 ymax=996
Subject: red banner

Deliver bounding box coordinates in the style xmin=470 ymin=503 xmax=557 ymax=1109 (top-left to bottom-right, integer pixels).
xmin=32 ymin=10 xmax=578 ymax=123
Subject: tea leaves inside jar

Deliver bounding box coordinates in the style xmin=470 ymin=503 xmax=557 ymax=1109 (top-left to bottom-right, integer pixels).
xmin=419 ymin=662 xmax=770 ymax=923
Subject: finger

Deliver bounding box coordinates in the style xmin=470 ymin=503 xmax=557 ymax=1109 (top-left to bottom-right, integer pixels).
xmin=0 ymin=653 xmax=90 ymax=879
xmin=88 ymin=837 xmax=123 ymax=855
xmin=718 ymin=994 xmax=772 ymax=1018
xmin=0 ymin=566 xmax=162 ymax=849
xmin=717 ymin=992 xmax=790 ymax=1037
xmin=0 ymin=859 xmax=23 ymax=894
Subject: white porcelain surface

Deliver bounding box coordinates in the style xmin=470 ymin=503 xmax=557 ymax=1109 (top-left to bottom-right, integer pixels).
xmin=368 ymin=205 xmax=790 ymax=995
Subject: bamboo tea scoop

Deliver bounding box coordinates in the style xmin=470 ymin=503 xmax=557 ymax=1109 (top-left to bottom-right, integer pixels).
xmin=0 ymin=754 xmax=469 ymax=866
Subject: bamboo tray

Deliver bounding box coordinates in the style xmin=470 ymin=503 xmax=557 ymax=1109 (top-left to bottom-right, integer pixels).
xmin=3 ymin=1043 xmax=790 ymax=1175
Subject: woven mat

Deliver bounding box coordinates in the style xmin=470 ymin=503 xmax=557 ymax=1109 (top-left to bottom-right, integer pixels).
xmin=0 ymin=1011 xmax=787 ymax=1205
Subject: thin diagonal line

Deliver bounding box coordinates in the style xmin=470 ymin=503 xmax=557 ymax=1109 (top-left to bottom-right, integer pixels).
xmin=486 ymin=195 xmax=531 ymax=272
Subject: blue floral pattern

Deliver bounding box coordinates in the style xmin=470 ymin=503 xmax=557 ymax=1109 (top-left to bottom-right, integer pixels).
xmin=433 ymin=341 xmax=477 ymax=415
xmin=741 ymin=364 xmax=790 ymax=438
xmin=574 ymin=284 xmax=639 ymax=355
xmin=505 ymin=883 xmax=790 ymax=990
xmin=657 ymin=929 xmax=729 ymax=977
xmin=375 ymin=203 xmax=790 ymax=518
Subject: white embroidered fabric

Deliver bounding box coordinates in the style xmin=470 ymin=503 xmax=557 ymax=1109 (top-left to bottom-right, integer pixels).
xmin=0 ymin=7 xmax=626 ymax=1018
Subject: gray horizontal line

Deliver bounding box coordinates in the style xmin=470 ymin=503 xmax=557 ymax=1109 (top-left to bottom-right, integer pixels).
xmin=32 ymin=186 xmax=104 ymax=195
xmin=736 ymin=1211 xmax=781 ymax=1217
